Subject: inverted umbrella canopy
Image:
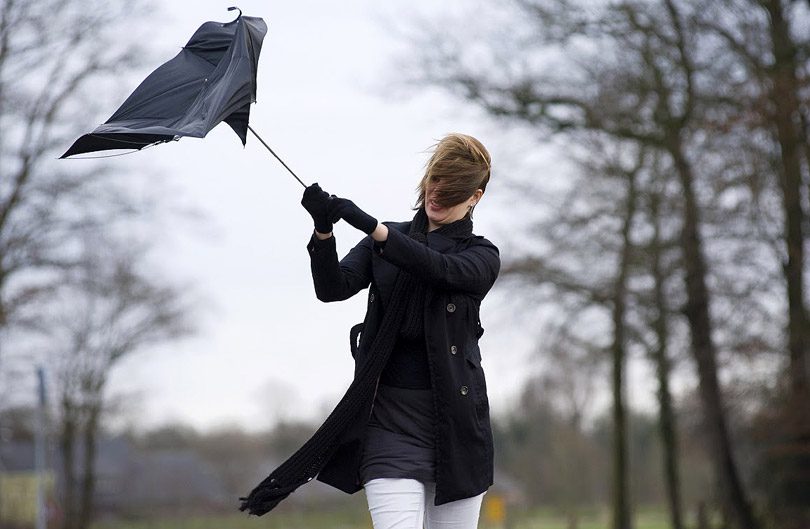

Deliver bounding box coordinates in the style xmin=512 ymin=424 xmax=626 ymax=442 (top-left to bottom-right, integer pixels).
xmin=61 ymin=9 xmax=267 ymax=158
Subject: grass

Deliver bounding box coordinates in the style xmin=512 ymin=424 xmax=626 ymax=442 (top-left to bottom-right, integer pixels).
xmin=505 ymin=506 xmax=673 ymax=529
xmin=91 ymin=504 xmax=689 ymax=529
xmin=92 ymin=504 xmax=373 ymax=529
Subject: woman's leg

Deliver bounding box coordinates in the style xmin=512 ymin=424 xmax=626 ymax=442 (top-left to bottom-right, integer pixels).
xmin=364 ymin=478 xmax=427 ymax=529
xmin=423 ymin=482 xmax=485 ymax=529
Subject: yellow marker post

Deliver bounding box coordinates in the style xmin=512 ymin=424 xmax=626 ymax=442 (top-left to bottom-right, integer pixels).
xmin=484 ymin=493 xmax=506 ymax=526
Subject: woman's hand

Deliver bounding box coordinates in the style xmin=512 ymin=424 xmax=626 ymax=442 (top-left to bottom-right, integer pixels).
xmin=301 ymin=183 xmax=333 ymax=236
xmin=327 ymin=197 xmax=379 ymax=235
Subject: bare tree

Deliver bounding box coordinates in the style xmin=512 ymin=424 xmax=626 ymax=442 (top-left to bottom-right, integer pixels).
xmin=0 ymin=0 xmax=151 ymax=348
xmin=499 ymin=137 xmax=647 ymax=529
xmin=0 ymin=0 xmax=154 ymax=520
xmin=644 ymin=157 xmax=684 ymax=529
xmin=607 ymin=150 xmax=643 ymax=529
xmin=44 ymin=236 xmax=192 ymax=529
xmin=693 ymin=2 xmax=810 ymax=525
xmin=764 ymin=0 xmax=810 ymax=407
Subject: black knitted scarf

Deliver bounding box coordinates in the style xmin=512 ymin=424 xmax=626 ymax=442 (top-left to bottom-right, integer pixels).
xmin=239 ymin=208 xmax=472 ymax=516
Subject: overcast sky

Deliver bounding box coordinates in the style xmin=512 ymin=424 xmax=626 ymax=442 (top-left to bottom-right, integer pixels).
xmin=69 ymin=0 xmax=658 ymax=433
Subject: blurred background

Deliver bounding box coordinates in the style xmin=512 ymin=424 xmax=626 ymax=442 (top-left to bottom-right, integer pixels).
xmin=1 ymin=0 xmax=809 ymax=528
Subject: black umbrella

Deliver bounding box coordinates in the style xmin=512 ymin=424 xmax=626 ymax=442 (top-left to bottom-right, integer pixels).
xmin=61 ymin=8 xmax=304 ymax=186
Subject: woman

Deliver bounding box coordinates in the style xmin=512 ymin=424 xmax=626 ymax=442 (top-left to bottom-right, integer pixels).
xmin=300 ymin=133 xmax=500 ymax=529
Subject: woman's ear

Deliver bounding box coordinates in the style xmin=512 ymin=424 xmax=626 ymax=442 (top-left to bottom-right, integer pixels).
xmin=470 ymin=189 xmax=483 ymax=206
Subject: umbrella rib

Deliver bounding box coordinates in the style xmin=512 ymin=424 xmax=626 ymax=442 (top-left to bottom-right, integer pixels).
xmin=248 ymin=125 xmax=307 ymax=188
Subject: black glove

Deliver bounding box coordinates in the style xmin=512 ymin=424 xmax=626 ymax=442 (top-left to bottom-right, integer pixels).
xmin=327 ymin=197 xmax=378 ymax=234
xmin=301 ymin=183 xmax=333 ymax=233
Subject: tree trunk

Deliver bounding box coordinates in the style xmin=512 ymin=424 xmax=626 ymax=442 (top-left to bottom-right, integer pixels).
xmin=59 ymin=404 xmax=77 ymax=529
xmin=668 ymin=140 xmax=759 ymax=529
xmin=764 ymin=0 xmax=810 ymax=414
xmin=697 ymin=501 xmax=710 ymax=529
xmin=649 ymin=189 xmax=685 ymax=529
xmin=759 ymin=4 xmax=810 ymax=525
xmin=611 ymin=170 xmax=637 ymax=529
xmin=77 ymin=404 xmax=100 ymax=529
xmin=0 ymin=338 xmax=3 ymax=524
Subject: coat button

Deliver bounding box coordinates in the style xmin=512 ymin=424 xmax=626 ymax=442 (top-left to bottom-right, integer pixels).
xmin=369 ymin=293 xmax=375 ymax=303
xmin=446 ymin=303 xmax=456 ymax=313
xmin=450 ymin=345 xmax=457 ymax=355
xmin=460 ymin=385 xmax=469 ymax=396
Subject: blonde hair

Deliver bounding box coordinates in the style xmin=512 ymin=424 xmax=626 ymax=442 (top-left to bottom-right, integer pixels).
xmin=415 ymin=133 xmax=491 ymax=215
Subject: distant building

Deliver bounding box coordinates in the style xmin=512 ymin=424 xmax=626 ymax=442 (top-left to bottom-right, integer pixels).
xmin=112 ymin=445 xmax=229 ymax=513
xmin=1 ymin=435 xmax=230 ymax=523
xmin=0 ymin=442 xmax=56 ymax=527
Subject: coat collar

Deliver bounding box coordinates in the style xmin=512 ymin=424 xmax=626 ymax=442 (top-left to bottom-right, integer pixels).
xmin=393 ymin=212 xmax=473 ymax=239
xmin=390 ymin=219 xmax=473 ymax=253
xmin=427 ymin=230 xmax=465 ymax=252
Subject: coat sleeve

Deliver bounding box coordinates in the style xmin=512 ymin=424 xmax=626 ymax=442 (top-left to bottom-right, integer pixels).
xmin=306 ymin=232 xmax=373 ymax=302
xmin=376 ymin=226 xmax=500 ymax=297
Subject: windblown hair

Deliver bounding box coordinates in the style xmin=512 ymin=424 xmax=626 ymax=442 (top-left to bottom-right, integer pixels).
xmin=415 ymin=133 xmax=491 ymax=214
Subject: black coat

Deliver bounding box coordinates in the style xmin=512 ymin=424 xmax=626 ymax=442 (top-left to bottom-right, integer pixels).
xmin=305 ymin=219 xmax=500 ymax=505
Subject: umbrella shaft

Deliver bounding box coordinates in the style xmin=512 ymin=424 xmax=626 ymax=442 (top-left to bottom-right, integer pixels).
xmin=248 ymin=125 xmax=307 ymax=188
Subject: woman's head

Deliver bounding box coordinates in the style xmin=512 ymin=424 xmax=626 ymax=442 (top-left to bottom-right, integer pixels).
xmin=416 ymin=133 xmax=491 ymax=227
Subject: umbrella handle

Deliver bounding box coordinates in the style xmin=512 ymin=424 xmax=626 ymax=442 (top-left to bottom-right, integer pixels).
xmin=248 ymin=125 xmax=307 ymax=188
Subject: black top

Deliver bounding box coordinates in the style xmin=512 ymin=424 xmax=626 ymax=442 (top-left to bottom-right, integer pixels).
xmin=360 ymin=231 xmax=436 ymax=483
xmin=359 ymin=384 xmax=436 ymax=484
xmin=380 ymin=335 xmax=431 ymax=389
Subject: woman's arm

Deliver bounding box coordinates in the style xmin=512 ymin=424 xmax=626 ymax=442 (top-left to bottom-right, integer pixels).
xmin=373 ymin=227 xmax=500 ymax=296
xmin=327 ymin=198 xmax=499 ymax=296
xmin=307 ymin=232 xmax=373 ymax=302
xmin=301 ymin=183 xmax=372 ymax=301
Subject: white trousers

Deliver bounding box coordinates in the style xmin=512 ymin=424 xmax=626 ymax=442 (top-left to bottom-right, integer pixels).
xmin=363 ymin=478 xmax=485 ymax=529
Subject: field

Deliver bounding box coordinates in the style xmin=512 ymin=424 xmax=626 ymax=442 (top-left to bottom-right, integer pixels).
xmin=91 ymin=505 xmax=684 ymax=529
